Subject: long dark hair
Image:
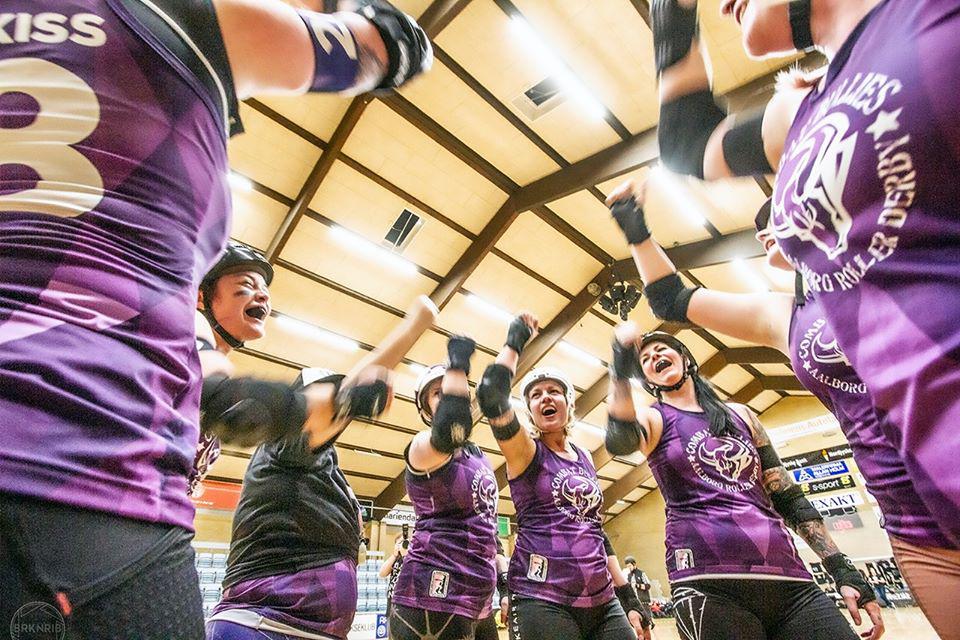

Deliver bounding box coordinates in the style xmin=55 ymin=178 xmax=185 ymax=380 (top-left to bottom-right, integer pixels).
xmin=691 ymin=374 xmax=738 ymax=437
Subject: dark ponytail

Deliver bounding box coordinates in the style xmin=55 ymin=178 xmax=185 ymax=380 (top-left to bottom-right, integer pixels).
xmin=692 ymin=374 xmax=738 ymax=437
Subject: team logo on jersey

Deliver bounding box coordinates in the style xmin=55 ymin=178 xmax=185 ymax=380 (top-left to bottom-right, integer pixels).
xmin=429 ymin=570 xmax=450 ymax=598
xmin=773 ymin=72 xmax=912 ymax=294
xmin=551 ymin=468 xmax=603 ymax=524
xmin=675 ymin=549 xmax=695 ymax=571
xmin=471 ymin=466 xmax=499 ymax=524
xmin=796 ymin=318 xmax=866 ymax=395
xmin=527 ymin=554 xmax=549 ymax=582
xmin=686 ymin=430 xmax=759 ymax=493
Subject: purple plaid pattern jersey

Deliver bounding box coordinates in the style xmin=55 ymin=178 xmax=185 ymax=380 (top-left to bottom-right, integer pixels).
xmin=508 ymin=440 xmax=614 ymax=608
xmin=0 ymin=1 xmax=232 ymax=529
xmin=392 ymin=443 xmax=499 ymax=620
xmin=648 ymin=403 xmax=810 ymax=584
xmin=212 ymin=558 xmax=359 ymax=640
xmin=789 ymin=297 xmax=956 ymax=549
xmin=771 ymin=0 xmax=960 ymax=543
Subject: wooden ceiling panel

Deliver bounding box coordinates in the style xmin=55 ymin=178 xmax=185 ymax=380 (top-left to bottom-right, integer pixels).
xmin=498 ymin=499 xmax=516 ymax=516
xmin=228 ymin=103 xmax=322 ymax=198
xmin=709 ymin=331 xmax=767 ymax=349
xmin=622 ymin=487 xmax=649 ymax=502
xmin=462 ymin=254 xmax=572 ymax=326
xmin=601 ymin=460 xmax=633 ymax=480
xmin=377 ymin=397 xmax=426 ymax=433
xmin=281 ymin=217 xmax=437 ymax=310
xmin=709 ymin=364 xmax=753 ymax=396
xmin=336 ymin=447 xmax=406 ymax=477
xmin=254 ymin=93 xmax=350 ymax=142
xmin=751 ymin=363 xmax=795 ymax=377
xmin=494 ymin=211 xmax=602 ymax=295
xmin=338 ymin=423 xmax=414 ymax=454
xmin=599 ymin=478 xmax=614 ymax=491
xmin=546 ymin=189 xmax=631 ymax=260
xmin=267 ymin=267 xmax=402 ymax=346
xmin=562 ymin=313 xmax=620 ymax=365
xmin=253 ymin=317 xmax=371 ymax=373
xmin=579 ymin=403 xmax=609 ymax=429
xmin=228 ymin=189 xmax=290 ymax=252
xmin=517 ymin=346 xmax=607 ymax=391
xmin=309 ymin=161 xmax=472 ymax=275
xmin=435 ymin=0 xmax=621 ymax=163
xmin=346 ymin=476 xmax=390 ymax=499
xmin=569 ymin=422 xmax=604 ymax=452
xmin=207 ymin=453 xmax=250 ymax=481
xmin=510 ymin=0 xmax=658 ymax=133
xmin=674 ymin=329 xmax=720 ymax=366
xmin=749 ymin=390 xmax=783 ymax=415
xmin=399 ymin=58 xmax=560 ymax=184
xmin=341 ymin=101 xmax=509 ymax=234
xmin=687 ymin=177 xmax=767 ymax=233
xmin=643 ymin=170 xmax=715 ymax=246
xmin=229 ymin=350 xmax=299 ymax=382
xmin=689 ymin=256 xmax=782 ymax=295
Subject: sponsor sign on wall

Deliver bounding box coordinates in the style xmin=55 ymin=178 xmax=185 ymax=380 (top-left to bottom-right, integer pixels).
xmin=792 ymin=460 xmax=850 ymax=483
xmin=781 ymin=444 xmax=853 ymax=470
xmin=799 ymin=474 xmax=856 ymax=495
xmin=189 ymin=480 xmax=242 ymax=511
xmin=810 ymin=490 xmax=863 ymax=515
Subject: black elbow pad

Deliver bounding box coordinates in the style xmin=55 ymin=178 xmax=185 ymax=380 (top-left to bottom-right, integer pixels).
xmin=606 ymin=416 xmax=647 ymax=456
xmin=644 ymin=273 xmax=698 ymax=323
xmin=658 ymin=90 xmax=727 ymax=179
xmin=721 ymin=110 xmax=773 ymax=176
xmin=201 ymin=376 xmax=307 ymax=448
xmin=430 ymin=394 xmax=474 ymax=453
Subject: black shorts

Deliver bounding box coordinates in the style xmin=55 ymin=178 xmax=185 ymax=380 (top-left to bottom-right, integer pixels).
xmin=636 ymin=601 xmax=653 ymax=629
xmin=508 ymin=596 xmax=634 ymax=640
xmin=671 ymin=579 xmax=859 ymax=640
xmin=389 ymin=603 xmax=477 ymax=640
xmin=474 ymin=612 xmax=498 ymax=640
xmin=0 ymin=493 xmax=204 ymax=640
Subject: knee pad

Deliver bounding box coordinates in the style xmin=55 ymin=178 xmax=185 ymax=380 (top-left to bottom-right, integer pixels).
xmin=658 ymin=90 xmax=727 ymax=179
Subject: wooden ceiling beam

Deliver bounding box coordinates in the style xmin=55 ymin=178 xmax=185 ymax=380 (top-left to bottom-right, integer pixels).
xmin=603 ymin=463 xmax=653 ymax=507
xmin=729 ymin=378 xmax=764 ymax=404
xmin=418 ymin=0 xmax=474 ymax=38
xmin=761 ymin=375 xmax=807 ymax=392
xmin=615 ymin=228 xmax=764 ymax=276
xmin=265 ymin=96 xmax=370 ymax=262
xmin=627 ymin=0 xmax=651 ymax=28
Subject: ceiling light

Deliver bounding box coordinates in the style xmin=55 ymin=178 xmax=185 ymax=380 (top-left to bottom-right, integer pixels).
xmin=508 ymin=16 xmax=606 ymax=119
xmin=651 ymin=167 xmax=709 ymax=227
xmin=329 ymin=225 xmax=419 ymax=277
xmin=407 ymin=362 xmax=428 ymax=377
xmin=228 ymin=171 xmax=253 ymax=192
xmin=464 ymin=293 xmax=514 ymax=323
xmin=274 ymin=313 xmax=360 ymax=352
xmin=558 ymin=341 xmax=603 ymax=367
xmin=730 ymin=257 xmax=770 ymax=292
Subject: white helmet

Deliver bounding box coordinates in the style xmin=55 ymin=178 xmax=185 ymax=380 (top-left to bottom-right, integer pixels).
xmin=519 ymin=367 xmax=575 ymax=414
xmin=295 ymin=367 xmax=341 ymax=389
xmin=414 ymin=364 xmax=446 ymax=425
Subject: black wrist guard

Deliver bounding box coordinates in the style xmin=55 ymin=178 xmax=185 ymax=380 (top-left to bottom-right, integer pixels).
xmin=615 ymin=583 xmax=643 ymax=615
xmin=497 ymin=571 xmax=509 ymax=597
xmin=644 ymin=273 xmax=699 ymax=322
xmin=477 ymin=364 xmax=514 ymax=418
xmin=490 ymin=414 xmax=522 ymax=442
xmin=357 ymin=1 xmax=433 ymax=92
xmin=201 ymin=376 xmax=308 ymax=448
xmin=446 ymin=335 xmax=475 ymax=374
xmin=505 ymin=317 xmax=533 ymax=355
xmin=602 ymin=532 xmax=615 ymax=556
xmin=651 ymin=0 xmax=699 ymax=75
xmin=609 ymin=196 xmax=651 ymax=245
xmin=770 ymin=485 xmax=822 ymax=528
xmin=334 ymin=378 xmax=390 ymax=422
xmin=611 ymin=339 xmax=640 ymax=380
xmin=824 ymin=553 xmax=876 ymax=607
xmin=658 ymin=90 xmax=727 ymax=179
xmin=606 ymin=415 xmax=648 ymax=456
xmin=430 ymin=394 xmax=473 ymax=453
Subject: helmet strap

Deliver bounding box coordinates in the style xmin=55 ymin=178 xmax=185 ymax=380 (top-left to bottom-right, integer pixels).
xmin=201 ymin=286 xmax=244 ymax=350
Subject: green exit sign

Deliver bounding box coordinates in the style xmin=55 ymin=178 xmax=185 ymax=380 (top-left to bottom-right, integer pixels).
xmin=497 ymin=516 xmax=510 ymax=537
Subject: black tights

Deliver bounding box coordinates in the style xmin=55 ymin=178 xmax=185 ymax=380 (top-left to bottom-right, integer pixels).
xmin=671 ymin=579 xmax=859 ymax=640
xmin=508 ymin=596 xmax=634 ymax=640
xmin=389 ymin=604 xmax=477 ymax=640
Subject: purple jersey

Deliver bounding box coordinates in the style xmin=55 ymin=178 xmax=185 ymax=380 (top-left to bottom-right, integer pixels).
xmin=648 ymin=402 xmax=810 ymax=584
xmin=0 ymin=1 xmax=232 ymax=529
xmin=188 ymin=433 xmax=222 ymax=497
xmin=789 ymin=297 xmax=956 ymax=549
xmin=392 ymin=443 xmax=499 ymax=620
xmin=508 ymin=440 xmax=614 ymax=608
xmin=212 ymin=558 xmax=358 ymax=640
xmin=772 ymin=0 xmax=960 ymax=542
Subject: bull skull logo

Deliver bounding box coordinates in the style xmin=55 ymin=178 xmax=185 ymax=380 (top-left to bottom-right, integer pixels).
xmin=561 ymin=476 xmax=603 ymax=520
xmin=697 ymin=436 xmax=754 ymax=482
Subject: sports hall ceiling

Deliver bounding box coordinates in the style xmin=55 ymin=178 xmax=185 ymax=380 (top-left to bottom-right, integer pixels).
xmin=209 ymin=0 xmax=816 ymax=522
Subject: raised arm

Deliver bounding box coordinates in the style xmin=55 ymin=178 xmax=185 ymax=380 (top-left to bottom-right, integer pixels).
xmin=214 ymin=0 xmax=431 ymax=98
xmin=652 ymin=0 xmax=801 ymax=180
xmin=733 ymin=405 xmax=884 ymax=639
xmin=605 ymin=323 xmax=663 ymax=458
xmin=476 ymin=314 xmax=539 ymax=478
xmin=605 ymin=180 xmax=794 ymax=353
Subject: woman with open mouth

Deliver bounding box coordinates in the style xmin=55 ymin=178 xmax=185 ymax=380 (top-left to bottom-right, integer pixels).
xmin=605 ymin=171 xmax=958 ymax=635
xmin=648 ymin=0 xmax=960 ymax=580
xmin=604 ymin=326 xmax=878 ymax=640
xmin=475 ymin=317 xmax=645 ymax=640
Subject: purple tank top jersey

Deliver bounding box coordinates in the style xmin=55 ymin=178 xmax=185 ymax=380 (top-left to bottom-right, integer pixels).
xmin=648 ymin=403 xmax=810 ymax=584
xmin=0 ymin=1 xmax=232 ymax=529
xmin=213 ymin=558 xmax=358 ymax=640
xmin=392 ymin=444 xmax=499 ymax=620
xmin=508 ymin=440 xmax=614 ymax=608
xmin=789 ymin=298 xmax=956 ymax=549
xmin=772 ymin=0 xmax=960 ymax=542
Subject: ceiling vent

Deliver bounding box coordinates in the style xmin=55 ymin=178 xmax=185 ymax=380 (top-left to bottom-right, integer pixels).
xmin=512 ymin=76 xmax=564 ymax=121
xmin=383 ymin=208 xmax=422 ymax=251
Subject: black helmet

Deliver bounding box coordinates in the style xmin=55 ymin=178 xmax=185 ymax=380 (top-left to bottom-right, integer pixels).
xmin=200 ymin=242 xmax=273 ymax=349
xmin=637 ymin=331 xmax=698 ymax=397
xmin=624 ymin=555 xmax=636 ymax=565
